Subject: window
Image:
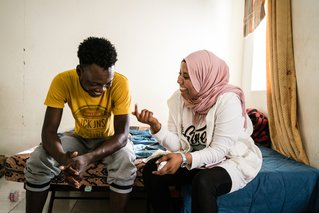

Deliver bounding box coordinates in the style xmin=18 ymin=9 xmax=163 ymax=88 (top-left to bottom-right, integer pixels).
xmin=251 ymin=17 xmax=266 ymax=91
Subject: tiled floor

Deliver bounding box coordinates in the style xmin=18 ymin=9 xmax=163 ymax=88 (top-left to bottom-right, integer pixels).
xmin=0 ymin=177 xmax=148 ymax=213
xmin=0 ymin=177 xmax=25 ymax=213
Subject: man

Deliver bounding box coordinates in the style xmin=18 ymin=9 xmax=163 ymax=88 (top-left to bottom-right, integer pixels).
xmin=24 ymin=37 xmax=136 ymax=213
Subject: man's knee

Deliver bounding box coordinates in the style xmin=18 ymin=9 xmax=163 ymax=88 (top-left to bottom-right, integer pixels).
xmin=24 ymin=146 xmax=59 ymax=187
xmin=105 ymin=146 xmax=137 ymax=192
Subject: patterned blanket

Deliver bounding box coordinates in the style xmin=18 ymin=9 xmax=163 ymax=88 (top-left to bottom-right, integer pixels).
xmin=5 ymin=128 xmax=164 ymax=188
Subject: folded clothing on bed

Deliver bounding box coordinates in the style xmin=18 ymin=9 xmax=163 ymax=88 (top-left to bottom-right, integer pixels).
xmin=130 ymin=129 xmax=166 ymax=159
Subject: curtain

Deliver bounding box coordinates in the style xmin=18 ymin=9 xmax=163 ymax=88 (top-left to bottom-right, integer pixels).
xmin=266 ymin=0 xmax=309 ymax=164
xmin=244 ymin=0 xmax=266 ymax=37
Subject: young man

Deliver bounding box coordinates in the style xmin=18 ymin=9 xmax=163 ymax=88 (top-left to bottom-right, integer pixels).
xmin=24 ymin=37 xmax=136 ymax=213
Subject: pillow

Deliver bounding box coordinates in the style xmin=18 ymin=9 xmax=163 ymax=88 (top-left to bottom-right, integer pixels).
xmin=246 ymin=108 xmax=271 ymax=147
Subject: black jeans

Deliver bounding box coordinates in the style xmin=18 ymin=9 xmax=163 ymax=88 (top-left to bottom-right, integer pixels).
xmin=142 ymin=157 xmax=232 ymax=213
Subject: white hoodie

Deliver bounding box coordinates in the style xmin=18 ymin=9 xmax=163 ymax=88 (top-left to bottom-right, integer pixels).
xmin=153 ymin=90 xmax=262 ymax=192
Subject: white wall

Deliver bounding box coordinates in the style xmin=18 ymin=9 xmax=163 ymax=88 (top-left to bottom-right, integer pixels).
xmin=0 ymin=0 xmax=245 ymax=154
xmin=292 ymin=0 xmax=319 ymax=168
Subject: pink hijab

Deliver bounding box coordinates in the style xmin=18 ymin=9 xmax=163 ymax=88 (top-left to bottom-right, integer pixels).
xmin=183 ymin=50 xmax=246 ymax=126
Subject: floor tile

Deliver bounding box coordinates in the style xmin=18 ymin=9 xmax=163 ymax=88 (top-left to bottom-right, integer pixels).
xmin=0 ymin=178 xmax=25 ymax=213
xmin=0 ymin=177 xmax=148 ymax=213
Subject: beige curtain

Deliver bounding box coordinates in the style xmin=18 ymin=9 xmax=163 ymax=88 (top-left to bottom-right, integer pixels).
xmin=244 ymin=0 xmax=265 ymax=36
xmin=266 ymin=0 xmax=309 ymax=164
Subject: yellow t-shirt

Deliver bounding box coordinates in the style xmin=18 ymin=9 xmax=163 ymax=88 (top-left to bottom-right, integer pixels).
xmin=44 ymin=69 xmax=131 ymax=138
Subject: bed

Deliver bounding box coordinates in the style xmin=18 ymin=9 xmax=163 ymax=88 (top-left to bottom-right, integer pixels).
xmin=4 ymin=127 xmax=154 ymax=212
xmin=5 ymin=128 xmax=319 ymax=213
xmin=181 ymin=146 xmax=319 ymax=213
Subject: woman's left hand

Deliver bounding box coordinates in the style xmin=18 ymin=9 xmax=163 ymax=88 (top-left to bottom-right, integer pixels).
xmin=152 ymin=153 xmax=184 ymax=175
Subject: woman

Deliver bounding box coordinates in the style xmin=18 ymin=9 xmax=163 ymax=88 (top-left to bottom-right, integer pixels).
xmin=133 ymin=50 xmax=262 ymax=213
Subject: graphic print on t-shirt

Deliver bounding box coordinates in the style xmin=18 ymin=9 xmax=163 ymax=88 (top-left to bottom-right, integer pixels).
xmin=182 ymin=125 xmax=207 ymax=151
xmin=74 ymin=105 xmax=111 ymax=138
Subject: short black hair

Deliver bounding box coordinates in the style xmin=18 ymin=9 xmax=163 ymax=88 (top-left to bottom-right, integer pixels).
xmin=77 ymin=37 xmax=117 ymax=69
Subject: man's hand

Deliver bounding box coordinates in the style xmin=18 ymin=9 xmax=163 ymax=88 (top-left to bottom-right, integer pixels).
xmin=152 ymin=153 xmax=183 ymax=175
xmin=132 ymin=104 xmax=161 ymax=133
xmin=59 ymin=151 xmax=90 ymax=189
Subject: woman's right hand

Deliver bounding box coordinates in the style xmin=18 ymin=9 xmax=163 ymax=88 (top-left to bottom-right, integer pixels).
xmin=132 ymin=104 xmax=161 ymax=133
xmin=152 ymin=153 xmax=183 ymax=175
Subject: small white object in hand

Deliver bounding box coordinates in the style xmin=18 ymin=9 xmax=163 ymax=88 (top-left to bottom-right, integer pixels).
xmin=157 ymin=161 xmax=167 ymax=171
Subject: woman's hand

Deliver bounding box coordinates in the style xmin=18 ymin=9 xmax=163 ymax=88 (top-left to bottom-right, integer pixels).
xmin=152 ymin=153 xmax=184 ymax=175
xmin=132 ymin=104 xmax=161 ymax=133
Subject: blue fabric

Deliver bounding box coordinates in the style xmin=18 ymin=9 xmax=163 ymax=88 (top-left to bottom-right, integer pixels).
xmin=129 ymin=129 xmax=166 ymax=159
xmin=181 ymin=146 xmax=319 ymax=213
xmin=59 ymin=129 xmax=165 ymax=159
